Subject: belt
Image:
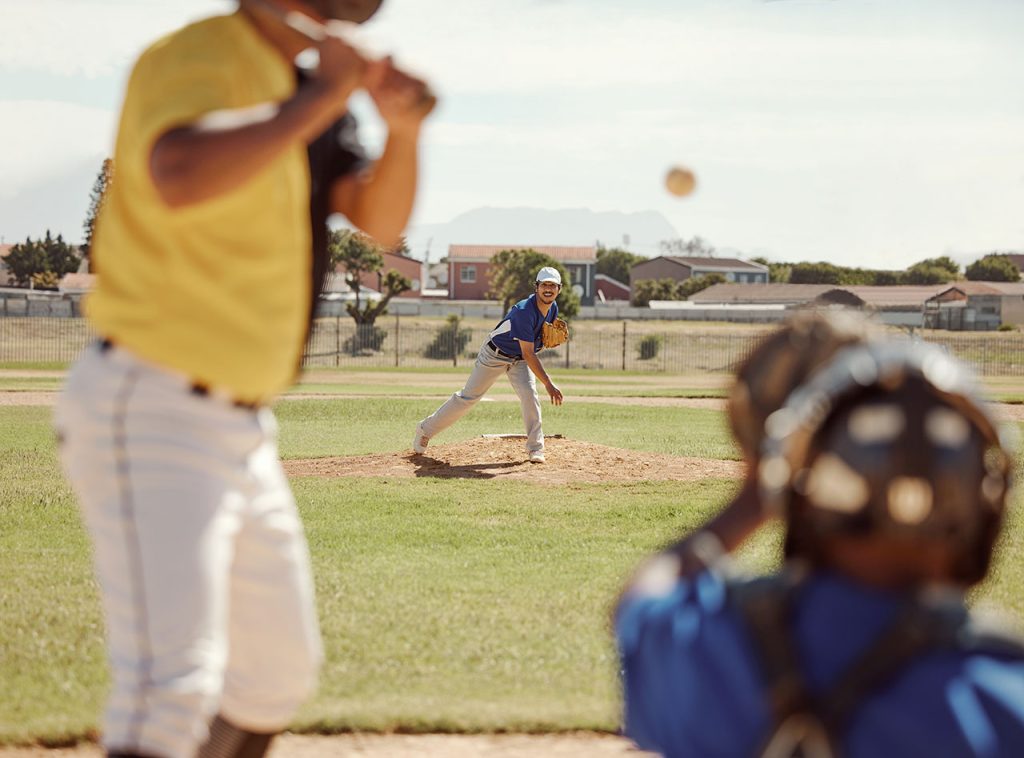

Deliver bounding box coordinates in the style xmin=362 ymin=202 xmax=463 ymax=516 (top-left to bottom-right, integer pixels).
xmin=98 ymin=338 xmax=261 ymax=411
xmin=487 ymin=340 xmax=520 ymax=360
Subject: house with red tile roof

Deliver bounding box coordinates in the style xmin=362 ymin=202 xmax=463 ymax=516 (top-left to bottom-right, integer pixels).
xmin=325 ymin=250 xmax=425 ymax=299
xmin=447 ymin=245 xmax=598 ymax=304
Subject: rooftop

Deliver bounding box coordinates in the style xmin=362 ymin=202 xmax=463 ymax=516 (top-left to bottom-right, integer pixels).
xmin=448 ymin=245 xmax=597 ymax=262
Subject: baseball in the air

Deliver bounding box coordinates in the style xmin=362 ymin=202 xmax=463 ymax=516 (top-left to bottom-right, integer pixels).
xmin=665 ymin=166 xmax=697 ymax=197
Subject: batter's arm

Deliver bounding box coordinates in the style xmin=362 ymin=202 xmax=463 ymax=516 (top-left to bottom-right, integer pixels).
xmin=150 ymin=36 xmax=363 ymax=208
xmin=330 ymin=58 xmax=432 ymax=247
xmin=519 ymin=340 xmax=563 ymax=406
xmin=329 ymin=130 xmax=418 ymax=248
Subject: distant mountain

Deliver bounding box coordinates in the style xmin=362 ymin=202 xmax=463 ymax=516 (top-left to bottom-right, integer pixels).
xmin=405 ymin=207 xmax=680 ymax=262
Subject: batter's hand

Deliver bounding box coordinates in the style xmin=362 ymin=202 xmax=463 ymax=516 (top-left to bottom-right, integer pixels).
xmin=314 ymin=34 xmax=367 ymax=104
xmin=545 ymin=382 xmax=563 ymax=406
xmin=364 ymin=57 xmax=436 ymax=134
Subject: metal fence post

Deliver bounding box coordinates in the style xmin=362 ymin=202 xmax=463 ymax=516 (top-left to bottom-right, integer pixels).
xmin=395 ymin=314 xmax=400 ymax=367
xmin=621 ymin=321 xmax=627 ymax=371
xmin=335 ymin=315 xmax=340 ymax=366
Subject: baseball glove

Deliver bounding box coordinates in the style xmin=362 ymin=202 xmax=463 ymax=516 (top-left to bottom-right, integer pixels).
xmin=542 ymin=318 xmax=570 ymax=349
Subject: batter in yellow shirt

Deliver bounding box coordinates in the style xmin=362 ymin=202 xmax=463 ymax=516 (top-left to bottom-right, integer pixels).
xmin=89 ymin=12 xmax=344 ymax=404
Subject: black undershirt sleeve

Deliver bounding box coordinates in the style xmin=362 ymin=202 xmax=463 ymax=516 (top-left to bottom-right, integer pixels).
xmin=298 ymin=69 xmax=371 ymax=350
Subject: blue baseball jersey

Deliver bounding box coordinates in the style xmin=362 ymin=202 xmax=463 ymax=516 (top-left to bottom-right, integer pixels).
xmin=488 ymin=294 xmax=558 ymax=358
xmin=616 ymin=568 xmax=1024 ymax=758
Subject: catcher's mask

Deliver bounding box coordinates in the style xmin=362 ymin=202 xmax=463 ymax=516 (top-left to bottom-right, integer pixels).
xmin=728 ymin=310 xmax=873 ymax=462
xmin=759 ymin=341 xmax=1015 ymax=585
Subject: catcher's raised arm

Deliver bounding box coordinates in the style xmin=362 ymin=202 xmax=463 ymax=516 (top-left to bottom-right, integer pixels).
xmin=542 ymin=317 xmax=569 ymax=349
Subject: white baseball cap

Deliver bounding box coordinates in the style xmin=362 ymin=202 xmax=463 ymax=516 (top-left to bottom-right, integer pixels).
xmin=536 ymin=266 xmax=562 ymax=285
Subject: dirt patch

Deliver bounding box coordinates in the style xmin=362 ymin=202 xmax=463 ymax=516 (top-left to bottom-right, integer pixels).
xmin=0 ymin=733 xmax=645 ymax=758
xmin=276 ymin=733 xmax=644 ymax=757
xmin=0 ymin=391 xmax=58 ymax=406
xmin=283 ymin=435 xmax=744 ymax=484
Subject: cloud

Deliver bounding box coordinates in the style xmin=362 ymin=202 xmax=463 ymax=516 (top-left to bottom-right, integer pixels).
xmin=0 ymin=0 xmax=226 ymax=77
xmin=0 ymin=100 xmax=115 ymax=192
xmin=2 ymin=0 xmax=1022 ymax=266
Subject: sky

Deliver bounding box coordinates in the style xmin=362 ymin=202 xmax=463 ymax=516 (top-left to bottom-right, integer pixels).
xmin=1 ymin=0 xmax=1022 ymax=269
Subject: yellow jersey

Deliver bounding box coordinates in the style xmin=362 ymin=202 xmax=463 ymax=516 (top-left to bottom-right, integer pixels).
xmin=88 ymin=12 xmax=312 ymax=404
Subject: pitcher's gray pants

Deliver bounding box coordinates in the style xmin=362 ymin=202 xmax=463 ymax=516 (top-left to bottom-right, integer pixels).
xmin=419 ymin=342 xmax=544 ymax=453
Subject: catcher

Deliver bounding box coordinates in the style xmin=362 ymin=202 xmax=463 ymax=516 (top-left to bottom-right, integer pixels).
xmin=413 ymin=266 xmax=566 ymax=463
xmin=615 ymin=334 xmax=1024 ymax=757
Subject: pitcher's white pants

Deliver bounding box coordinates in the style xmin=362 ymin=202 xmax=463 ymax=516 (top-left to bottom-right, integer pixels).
xmin=55 ymin=342 xmax=322 ymax=758
xmin=419 ymin=342 xmax=544 ymax=453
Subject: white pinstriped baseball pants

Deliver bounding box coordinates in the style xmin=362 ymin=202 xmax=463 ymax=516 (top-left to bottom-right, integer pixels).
xmin=55 ymin=342 xmax=322 ymax=758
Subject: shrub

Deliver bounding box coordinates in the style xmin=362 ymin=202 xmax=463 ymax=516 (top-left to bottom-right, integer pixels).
xmin=424 ymin=315 xmax=474 ymax=360
xmin=998 ymin=323 xmax=1016 ymax=332
xmin=638 ymin=334 xmax=664 ymax=361
xmin=344 ymin=325 xmax=387 ymax=355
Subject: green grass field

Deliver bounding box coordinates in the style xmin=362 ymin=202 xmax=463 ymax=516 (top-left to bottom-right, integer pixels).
xmin=1 ymin=377 xmax=1023 ymax=746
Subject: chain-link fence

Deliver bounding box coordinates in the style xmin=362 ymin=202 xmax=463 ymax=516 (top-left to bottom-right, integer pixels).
xmin=5 ymin=315 xmax=1024 ymax=377
xmin=300 ymin=318 xmax=772 ymax=372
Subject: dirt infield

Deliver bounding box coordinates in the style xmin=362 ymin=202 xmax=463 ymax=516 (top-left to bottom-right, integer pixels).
xmin=0 ymin=733 xmax=647 ymax=757
xmin=284 ymin=435 xmax=743 ymax=484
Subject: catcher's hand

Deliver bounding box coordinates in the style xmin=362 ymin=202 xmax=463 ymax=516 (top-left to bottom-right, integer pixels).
xmin=542 ymin=318 xmax=569 ymax=349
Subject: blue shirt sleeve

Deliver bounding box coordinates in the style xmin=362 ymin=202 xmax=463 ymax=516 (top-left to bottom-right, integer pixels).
xmin=615 ymin=569 xmax=768 ymax=757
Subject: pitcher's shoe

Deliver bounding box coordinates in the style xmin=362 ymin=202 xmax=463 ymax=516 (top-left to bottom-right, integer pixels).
xmin=529 ymin=450 xmax=545 ymax=464
xmin=412 ymin=423 xmax=430 ymax=454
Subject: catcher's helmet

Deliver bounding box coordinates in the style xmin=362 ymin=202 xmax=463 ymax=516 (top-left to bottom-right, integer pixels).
xmin=728 ymin=310 xmax=874 ymax=462
xmin=759 ymin=341 xmax=1014 ymax=585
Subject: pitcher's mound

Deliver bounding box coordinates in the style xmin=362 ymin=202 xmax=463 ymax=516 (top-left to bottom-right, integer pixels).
xmin=283 ymin=436 xmax=743 ymax=485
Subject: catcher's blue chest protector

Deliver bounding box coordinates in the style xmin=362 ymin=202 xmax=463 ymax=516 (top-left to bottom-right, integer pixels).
xmin=730 ymin=571 xmax=1024 ymax=758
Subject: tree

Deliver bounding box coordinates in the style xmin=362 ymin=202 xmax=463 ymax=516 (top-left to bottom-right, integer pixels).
xmin=328 ymin=228 xmax=411 ymax=327
xmin=424 ymin=314 xmax=474 ymax=360
xmin=630 ymin=278 xmax=678 ymax=307
xmin=4 ymin=230 xmax=81 ymax=288
xmin=913 ymin=256 xmax=959 ymax=276
xmin=678 ymin=273 xmax=726 ymax=299
xmin=751 ymin=256 xmax=792 ymax=283
xmin=659 ymin=236 xmax=715 ymax=257
xmin=596 ymin=246 xmax=645 ymax=284
xmin=965 ymin=253 xmax=1020 ymax=282
xmin=82 ymin=158 xmax=114 ymax=260
xmin=903 ymin=265 xmax=953 ymax=285
xmin=389 ymin=236 xmax=412 ymax=257
xmin=4 ymin=239 xmax=46 ymax=287
xmin=872 ymin=270 xmax=906 ymax=286
xmin=487 ymin=248 xmax=580 ymax=318
xmin=788 ymin=262 xmax=844 ymax=285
